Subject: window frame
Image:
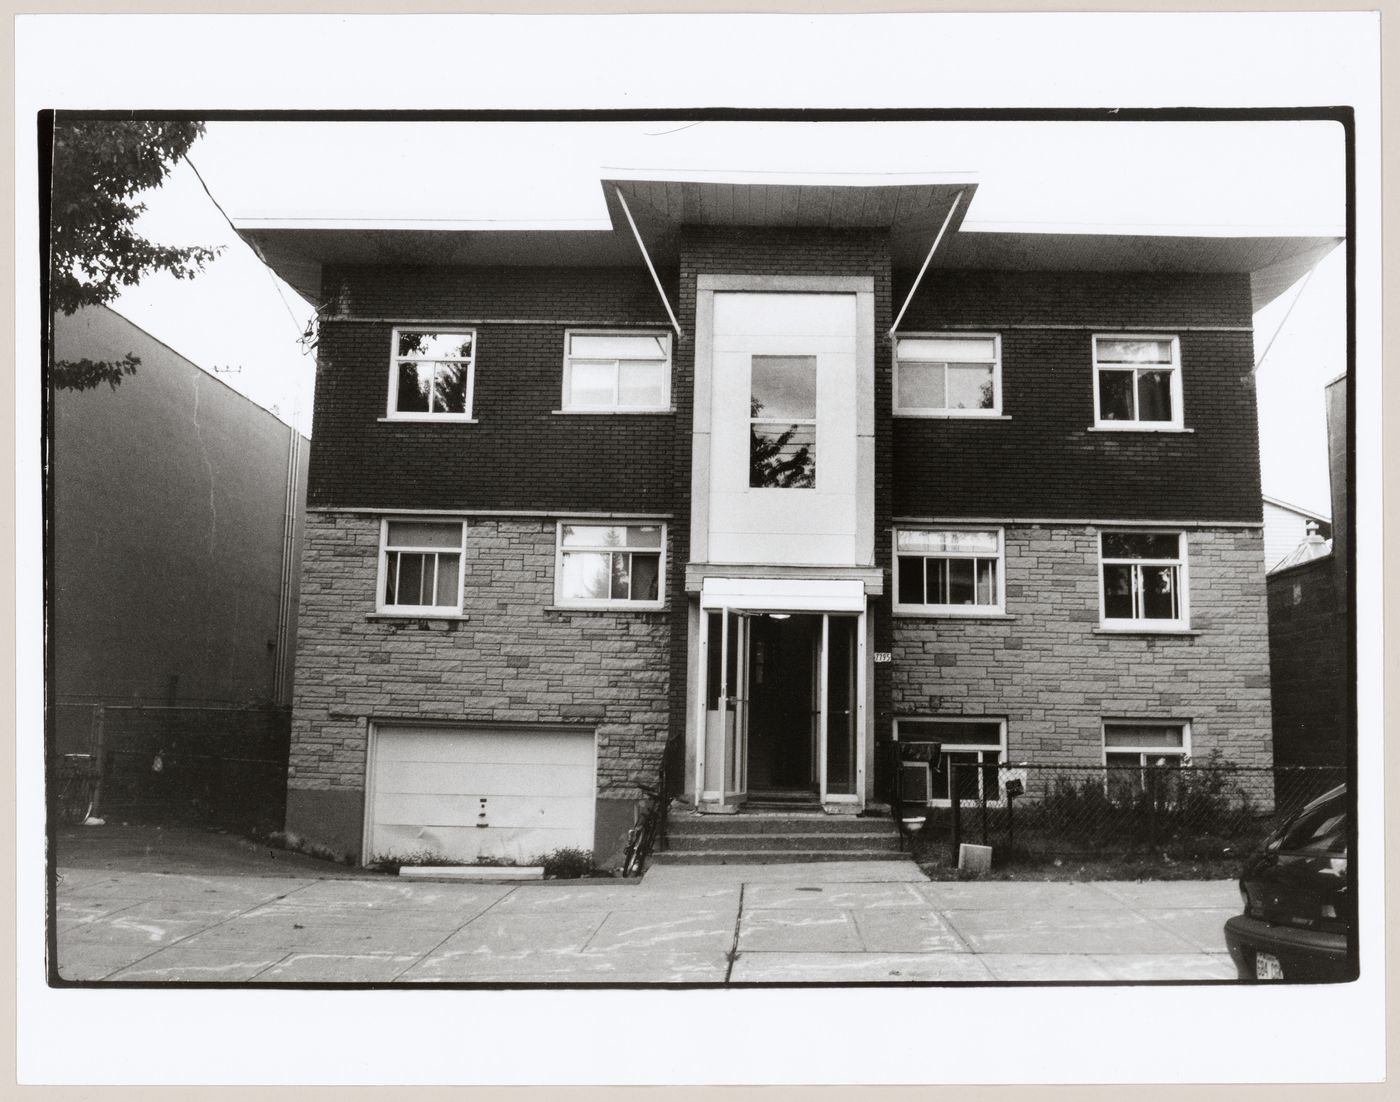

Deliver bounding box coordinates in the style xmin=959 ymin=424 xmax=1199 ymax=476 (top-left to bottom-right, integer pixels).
xmin=894 ymin=717 xmax=1008 ymax=809
xmin=1102 ymin=720 xmax=1192 ymax=798
xmin=553 ymin=520 xmax=667 ymax=611
xmin=893 ymin=526 xmax=1006 ymax=617
xmin=1098 ymin=529 xmax=1190 ymax=631
xmin=1091 ymin=332 xmax=1184 ymax=430
xmin=386 ymin=327 xmax=477 ymax=422
xmin=560 ymin=329 xmax=673 ymax=413
xmin=893 ymin=332 xmax=1003 ymax=417
xmin=375 ymin=517 xmax=467 ymax=616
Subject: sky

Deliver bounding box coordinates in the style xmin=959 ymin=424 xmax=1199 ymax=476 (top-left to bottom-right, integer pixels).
xmin=106 ymin=118 xmax=1347 ymax=517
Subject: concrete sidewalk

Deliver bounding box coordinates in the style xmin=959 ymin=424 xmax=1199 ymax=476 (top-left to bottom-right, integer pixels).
xmin=53 ymin=857 xmax=1238 ymax=984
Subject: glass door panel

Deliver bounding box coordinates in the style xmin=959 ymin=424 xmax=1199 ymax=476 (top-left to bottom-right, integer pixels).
xmin=823 ymin=615 xmax=858 ymax=797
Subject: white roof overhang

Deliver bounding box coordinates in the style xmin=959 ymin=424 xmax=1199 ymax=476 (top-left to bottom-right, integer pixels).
xmin=234 ymin=173 xmax=1342 ymax=313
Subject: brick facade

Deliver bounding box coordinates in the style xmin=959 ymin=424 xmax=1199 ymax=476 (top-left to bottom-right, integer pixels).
xmin=890 ymin=525 xmax=1273 ymax=768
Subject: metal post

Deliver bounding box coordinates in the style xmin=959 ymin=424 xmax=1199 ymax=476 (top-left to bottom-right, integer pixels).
xmin=1007 ymin=788 xmax=1015 ymax=859
xmin=950 ymin=762 xmax=961 ymax=866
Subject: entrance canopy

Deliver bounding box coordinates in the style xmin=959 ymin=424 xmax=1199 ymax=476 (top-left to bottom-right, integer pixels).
xmin=699 ymin=577 xmax=865 ymax=613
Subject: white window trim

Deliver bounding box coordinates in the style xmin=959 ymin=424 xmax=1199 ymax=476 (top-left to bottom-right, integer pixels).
xmin=893 ymin=332 xmax=1002 ymax=417
xmin=553 ymin=520 xmax=667 ymax=610
xmin=1097 ymin=529 xmax=1190 ymax=631
xmin=560 ymin=329 xmax=672 ymax=413
xmin=893 ymin=526 xmax=1006 ymax=616
xmin=1091 ymin=332 xmax=1184 ymax=430
xmin=1102 ymin=720 xmax=1193 ymax=767
xmin=894 ymin=717 xmax=1007 ymax=808
xmin=386 ymin=327 xmax=477 ymax=421
xmin=375 ymin=518 xmax=467 ymax=616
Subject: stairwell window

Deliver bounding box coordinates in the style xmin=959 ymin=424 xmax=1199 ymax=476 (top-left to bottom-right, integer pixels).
xmin=894 ymin=528 xmax=1004 ymax=615
xmin=562 ymin=331 xmax=671 ymax=412
xmin=378 ymin=519 xmax=466 ymax=615
xmin=387 ymin=329 xmax=476 ymax=420
xmin=894 ymin=334 xmax=1001 ymax=416
xmin=555 ymin=522 xmax=665 ymax=609
xmin=750 ymin=355 xmax=817 ymax=488
xmin=1099 ymin=531 xmax=1188 ymax=629
xmin=1093 ymin=335 xmax=1182 ymax=428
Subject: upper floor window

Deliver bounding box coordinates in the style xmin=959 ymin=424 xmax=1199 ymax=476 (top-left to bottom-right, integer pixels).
xmin=555 ymin=522 xmax=665 ymax=609
xmin=562 ymin=331 xmax=671 ymax=412
xmin=1093 ymin=335 xmax=1182 ymax=428
xmin=388 ymin=329 xmax=475 ymax=420
xmin=894 ymin=528 xmax=1004 ymax=614
xmin=1099 ymin=531 xmax=1188 ymax=628
xmin=750 ymin=354 xmax=817 ymax=488
xmin=894 ymin=334 xmax=1001 ymax=416
xmin=379 ymin=519 xmax=466 ymax=614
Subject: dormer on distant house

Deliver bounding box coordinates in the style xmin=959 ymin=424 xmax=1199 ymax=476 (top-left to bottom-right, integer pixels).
xmin=238 ymin=171 xmax=1341 ymax=866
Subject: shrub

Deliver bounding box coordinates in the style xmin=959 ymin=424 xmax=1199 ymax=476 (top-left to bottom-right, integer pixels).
xmin=534 ymin=847 xmax=595 ymax=879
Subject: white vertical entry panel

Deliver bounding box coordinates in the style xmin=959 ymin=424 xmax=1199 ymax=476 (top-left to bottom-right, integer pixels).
xmin=708 ymin=292 xmax=860 ymax=566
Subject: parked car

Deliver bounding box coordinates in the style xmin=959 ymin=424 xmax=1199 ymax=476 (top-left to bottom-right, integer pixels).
xmin=1224 ymin=784 xmax=1355 ymax=982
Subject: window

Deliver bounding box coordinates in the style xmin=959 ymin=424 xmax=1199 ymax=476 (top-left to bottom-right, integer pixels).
xmin=1100 ymin=531 xmax=1187 ymax=628
xmin=895 ymin=719 xmax=1007 ymax=807
xmin=750 ymin=354 xmax=816 ymax=488
xmin=388 ymin=329 xmax=475 ymax=419
xmin=1103 ymin=721 xmax=1189 ymax=800
xmin=562 ymin=331 xmax=671 ymax=412
xmin=555 ymin=522 xmax=664 ymax=608
xmin=894 ymin=334 xmax=1000 ymax=415
xmin=895 ymin=529 xmax=1003 ymax=614
xmin=379 ymin=520 xmax=465 ymax=614
xmin=1093 ymin=334 xmax=1182 ymax=428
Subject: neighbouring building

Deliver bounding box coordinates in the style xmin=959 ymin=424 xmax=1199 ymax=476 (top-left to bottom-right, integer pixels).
xmin=238 ymin=172 xmax=1340 ymax=865
xmin=1262 ymin=495 xmax=1332 ymax=573
xmin=1266 ymin=373 xmax=1349 ymax=768
xmin=50 ymin=304 xmax=308 ymax=823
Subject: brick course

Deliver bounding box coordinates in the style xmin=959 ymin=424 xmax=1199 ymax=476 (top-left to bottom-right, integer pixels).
xmin=890 ymin=525 xmax=1273 ymax=767
xmin=289 ymin=512 xmax=671 ymax=797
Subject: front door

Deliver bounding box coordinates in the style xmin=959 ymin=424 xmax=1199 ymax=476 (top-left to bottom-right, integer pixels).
xmin=695 ymin=602 xmax=864 ymax=809
xmin=746 ymin=613 xmax=820 ymax=794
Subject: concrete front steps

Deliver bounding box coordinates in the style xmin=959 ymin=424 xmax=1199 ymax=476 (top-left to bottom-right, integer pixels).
xmin=652 ymin=809 xmax=908 ymax=865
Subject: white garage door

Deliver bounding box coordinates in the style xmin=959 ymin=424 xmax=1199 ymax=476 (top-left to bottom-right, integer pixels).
xmin=367 ymin=725 xmax=596 ymax=865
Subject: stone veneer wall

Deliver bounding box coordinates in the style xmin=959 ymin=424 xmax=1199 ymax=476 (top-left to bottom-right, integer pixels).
xmin=890 ymin=525 xmax=1273 ymax=770
xmin=286 ymin=511 xmax=671 ymax=859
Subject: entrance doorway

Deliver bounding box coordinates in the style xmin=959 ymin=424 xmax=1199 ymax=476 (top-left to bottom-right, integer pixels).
xmin=746 ymin=614 xmax=819 ymax=794
xmin=696 ymin=597 xmax=864 ymax=809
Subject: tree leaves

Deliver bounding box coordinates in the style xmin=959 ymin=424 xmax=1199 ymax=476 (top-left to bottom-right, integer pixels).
xmin=49 ymin=119 xmax=221 ymax=390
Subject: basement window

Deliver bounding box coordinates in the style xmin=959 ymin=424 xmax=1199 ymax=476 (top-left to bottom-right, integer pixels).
xmin=896 ymin=718 xmax=1007 ymax=808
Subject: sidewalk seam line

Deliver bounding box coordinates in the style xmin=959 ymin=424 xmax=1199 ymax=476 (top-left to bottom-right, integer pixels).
xmin=723 ymin=883 xmax=745 ymax=984
xmin=388 ymin=885 xmax=520 ymax=982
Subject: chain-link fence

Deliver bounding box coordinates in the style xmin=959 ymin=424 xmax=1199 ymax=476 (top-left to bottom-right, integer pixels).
xmin=49 ymin=702 xmax=290 ymax=832
xmin=928 ymin=761 xmax=1345 ymax=864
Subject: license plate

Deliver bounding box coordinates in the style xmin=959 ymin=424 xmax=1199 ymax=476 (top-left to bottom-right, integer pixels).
xmin=1255 ymin=952 xmax=1284 ymax=980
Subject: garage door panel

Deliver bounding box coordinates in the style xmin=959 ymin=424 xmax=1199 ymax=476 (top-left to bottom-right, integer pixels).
xmin=368 ymin=726 xmax=597 ymax=866
xmin=374 ymin=793 xmax=595 ymax=829
xmin=368 ymin=823 xmax=585 ymax=865
xmin=376 ymin=760 xmax=595 ymax=798
xmin=374 ymin=726 xmax=594 ymax=767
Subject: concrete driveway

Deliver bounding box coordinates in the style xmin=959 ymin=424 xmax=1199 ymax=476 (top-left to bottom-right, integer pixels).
xmin=53 ymin=846 xmax=1239 ymax=984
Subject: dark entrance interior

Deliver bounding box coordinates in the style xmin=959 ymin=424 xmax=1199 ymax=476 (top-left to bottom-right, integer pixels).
xmin=746 ymin=613 xmax=820 ymax=793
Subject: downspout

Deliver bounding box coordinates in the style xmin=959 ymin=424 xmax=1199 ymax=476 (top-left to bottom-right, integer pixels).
xmin=890 ymin=189 xmax=966 ymax=336
xmin=614 ymin=186 xmax=684 ymax=341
